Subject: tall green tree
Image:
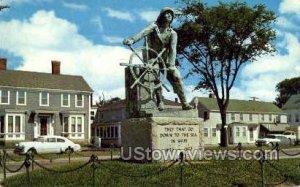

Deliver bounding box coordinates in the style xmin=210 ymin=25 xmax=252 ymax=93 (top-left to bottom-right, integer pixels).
xmin=275 ymin=77 xmax=300 ymax=108
xmin=176 ymin=1 xmax=276 ymax=146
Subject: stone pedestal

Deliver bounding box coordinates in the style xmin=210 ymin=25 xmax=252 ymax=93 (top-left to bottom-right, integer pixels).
xmin=121 ymin=116 xmax=203 ymax=162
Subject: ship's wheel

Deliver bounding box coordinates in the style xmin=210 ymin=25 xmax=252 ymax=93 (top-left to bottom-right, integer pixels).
xmin=120 ymin=45 xmax=170 ymax=97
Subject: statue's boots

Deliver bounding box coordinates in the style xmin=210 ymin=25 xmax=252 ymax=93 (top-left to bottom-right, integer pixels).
xmin=178 ymin=93 xmax=193 ymax=110
xmin=182 ymin=102 xmax=193 ymax=110
xmin=158 ymin=102 xmax=165 ymax=111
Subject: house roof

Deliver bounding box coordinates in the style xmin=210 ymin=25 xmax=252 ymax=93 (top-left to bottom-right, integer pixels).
xmin=282 ymin=94 xmax=300 ymax=110
xmin=195 ymin=97 xmax=283 ymax=114
xmin=0 ymin=70 xmax=92 ymax=92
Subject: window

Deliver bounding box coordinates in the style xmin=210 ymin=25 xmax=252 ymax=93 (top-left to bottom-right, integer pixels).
xmin=114 ymin=127 xmax=118 ymax=138
xmin=6 ymin=114 xmax=23 ymax=139
xmin=236 ymin=127 xmax=240 ymax=137
xmin=249 ymin=114 xmax=253 ymax=121
xmin=204 ymin=128 xmax=209 ymax=137
xmin=0 ymin=90 xmax=9 ymax=104
xmin=261 ymin=114 xmax=264 ymax=121
xmin=16 ymin=91 xmax=26 ymax=105
xmin=240 ymin=113 xmax=243 ymax=121
xmin=39 ymin=92 xmax=49 ymax=106
xmin=295 ymin=114 xmax=299 ymax=123
xmin=269 ymin=114 xmax=272 ymax=122
xmin=71 ymin=117 xmax=76 ymax=134
xmin=211 ymin=128 xmax=216 ymax=137
xmin=77 ymin=117 xmax=82 ymax=135
xmin=108 ymin=127 xmax=111 ymax=138
xmin=61 ymin=93 xmax=70 ymax=107
xmin=243 ymin=127 xmax=246 ymax=137
xmin=57 ymin=138 xmax=65 ymax=142
xmin=231 ymin=113 xmax=235 ymax=121
xmin=75 ymin=94 xmax=84 ymax=107
xmin=276 ymin=115 xmax=281 ymax=123
xmin=111 ymin=127 xmax=114 ymax=138
xmin=100 ymin=127 xmax=103 ymax=137
xmin=64 ymin=115 xmax=84 ymax=139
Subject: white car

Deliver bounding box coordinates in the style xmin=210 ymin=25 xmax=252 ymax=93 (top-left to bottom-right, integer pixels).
xmin=282 ymin=131 xmax=297 ymax=141
xmin=255 ymin=134 xmax=281 ymax=146
xmin=14 ymin=135 xmax=81 ymax=154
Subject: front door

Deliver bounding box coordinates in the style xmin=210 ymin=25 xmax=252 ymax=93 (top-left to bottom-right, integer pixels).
xmin=40 ymin=118 xmax=48 ymax=135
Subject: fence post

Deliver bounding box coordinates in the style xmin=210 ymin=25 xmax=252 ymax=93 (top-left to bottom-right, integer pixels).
xmin=67 ymin=146 xmax=71 ymax=164
xmin=31 ymin=152 xmax=34 ymax=171
xmin=25 ymin=153 xmax=31 ymax=185
xmin=179 ymin=152 xmax=184 ymax=187
xmin=259 ymin=149 xmax=265 ymax=187
xmin=3 ymin=150 xmax=6 ymax=180
xmin=91 ymin=154 xmax=98 ymax=187
xmin=110 ymin=143 xmax=113 ymax=161
xmin=237 ymin=142 xmax=242 ymax=158
xmin=275 ymin=143 xmax=280 ymax=161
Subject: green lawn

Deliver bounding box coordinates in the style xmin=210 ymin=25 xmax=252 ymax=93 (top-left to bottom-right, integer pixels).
xmin=2 ymin=158 xmax=300 ymax=187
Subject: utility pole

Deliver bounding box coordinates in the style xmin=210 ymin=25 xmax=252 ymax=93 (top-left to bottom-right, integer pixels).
xmin=250 ymin=97 xmax=259 ymax=101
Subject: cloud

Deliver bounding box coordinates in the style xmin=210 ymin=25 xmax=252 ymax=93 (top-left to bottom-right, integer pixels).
xmin=238 ymin=32 xmax=300 ymax=102
xmin=279 ymin=0 xmax=300 ymax=16
xmin=91 ymin=16 xmax=103 ymax=32
xmin=0 ymin=10 xmax=131 ymax=103
xmin=102 ymin=35 xmax=123 ymax=44
xmin=138 ymin=10 xmax=159 ymax=22
xmin=103 ymin=7 xmax=134 ymax=22
xmin=62 ymin=2 xmax=88 ymax=11
xmin=276 ymin=17 xmax=300 ymax=31
xmin=2 ymin=0 xmax=52 ymax=5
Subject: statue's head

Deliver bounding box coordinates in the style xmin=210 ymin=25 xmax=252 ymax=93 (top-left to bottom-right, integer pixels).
xmin=157 ymin=7 xmax=175 ymax=25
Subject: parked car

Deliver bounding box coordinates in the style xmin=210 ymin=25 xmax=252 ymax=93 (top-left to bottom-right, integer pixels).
xmin=256 ymin=134 xmax=293 ymax=146
xmin=255 ymin=134 xmax=281 ymax=146
xmin=14 ymin=135 xmax=81 ymax=154
xmin=282 ymin=131 xmax=297 ymax=144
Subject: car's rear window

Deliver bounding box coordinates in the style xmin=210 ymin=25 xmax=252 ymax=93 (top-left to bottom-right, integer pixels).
xmin=57 ymin=138 xmax=65 ymax=142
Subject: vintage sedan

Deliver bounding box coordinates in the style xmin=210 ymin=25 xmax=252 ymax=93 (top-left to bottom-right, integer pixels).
xmin=14 ymin=135 xmax=81 ymax=154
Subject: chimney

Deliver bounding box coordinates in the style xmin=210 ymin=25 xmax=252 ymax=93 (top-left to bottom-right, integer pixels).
xmin=175 ymin=98 xmax=178 ymax=103
xmin=51 ymin=60 xmax=60 ymax=75
xmin=0 ymin=58 xmax=7 ymax=70
xmin=209 ymin=93 xmax=215 ymax=98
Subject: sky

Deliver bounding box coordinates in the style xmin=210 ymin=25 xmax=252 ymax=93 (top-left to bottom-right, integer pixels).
xmin=0 ymin=0 xmax=299 ymax=104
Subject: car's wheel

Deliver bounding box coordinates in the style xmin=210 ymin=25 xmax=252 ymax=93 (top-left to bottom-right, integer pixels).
xmin=27 ymin=148 xmax=37 ymax=155
xmin=268 ymin=142 xmax=274 ymax=147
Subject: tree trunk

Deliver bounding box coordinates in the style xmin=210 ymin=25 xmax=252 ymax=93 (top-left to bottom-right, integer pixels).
xmin=220 ymin=111 xmax=228 ymax=147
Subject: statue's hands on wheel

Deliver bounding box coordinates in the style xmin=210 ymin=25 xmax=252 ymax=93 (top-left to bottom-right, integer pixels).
xmin=123 ymin=38 xmax=134 ymax=46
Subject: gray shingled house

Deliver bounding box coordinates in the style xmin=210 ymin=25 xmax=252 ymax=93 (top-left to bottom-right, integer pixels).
xmin=0 ymin=58 xmax=93 ymax=145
